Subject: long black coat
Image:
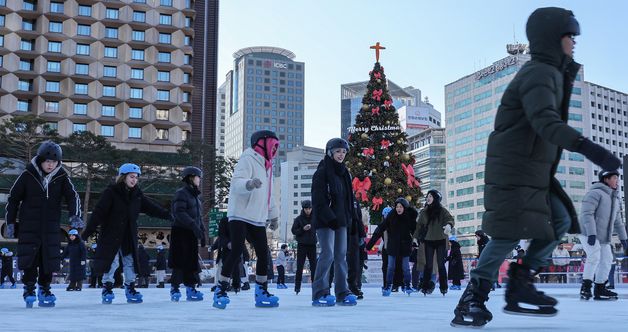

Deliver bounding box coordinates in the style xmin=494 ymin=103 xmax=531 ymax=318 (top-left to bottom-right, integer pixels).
xmin=169 ymin=185 xmax=204 ymax=272
xmin=154 ymin=250 xmax=167 ymax=270
xmin=311 ymin=156 xmax=360 ymax=233
xmin=483 ymin=8 xmax=582 ymax=240
xmin=5 ymin=162 xmax=81 ymax=272
xmin=367 ymin=207 xmax=418 ymax=257
xmin=137 ymin=246 xmax=150 ymax=277
xmin=62 ymin=237 xmax=87 ymax=281
xmin=82 ymin=182 xmax=170 ymax=275
xmin=1 ymin=254 xmax=14 ymax=273
xmin=291 ymin=210 xmax=317 ymax=245
xmin=446 ymin=241 xmax=465 ymax=281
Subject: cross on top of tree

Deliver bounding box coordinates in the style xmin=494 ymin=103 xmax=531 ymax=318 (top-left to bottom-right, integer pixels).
xmin=369 ymin=42 xmax=386 ymax=62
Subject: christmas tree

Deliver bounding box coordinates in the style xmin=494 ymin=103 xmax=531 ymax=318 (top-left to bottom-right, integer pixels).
xmin=345 ymin=42 xmax=422 ymax=224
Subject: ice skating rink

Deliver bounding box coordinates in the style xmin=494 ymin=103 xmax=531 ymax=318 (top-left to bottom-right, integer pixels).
xmin=1 ymin=285 xmax=627 ymax=331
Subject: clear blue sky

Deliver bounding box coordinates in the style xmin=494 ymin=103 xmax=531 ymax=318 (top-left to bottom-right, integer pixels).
xmin=218 ymin=0 xmax=628 ymax=149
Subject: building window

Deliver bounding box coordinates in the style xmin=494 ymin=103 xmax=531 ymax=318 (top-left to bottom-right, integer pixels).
xmin=129 ymin=127 xmax=142 ymax=138
xmin=130 ymin=88 xmax=143 ymax=99
xmin=132 ymin=30 xmax=145 ymax=41
xmin=156 ymin=128 xmax=169 ymax=140
xmin=0 ymin=55 xmax=3 ymax=67
xmin=101 ymin=105 xmax=115 ymax=116
xmin=78 ymin=5 xmax=91 ymax=16
xmin=159 ymin=14 xmax=172 ymax=25
xmin=22 ymin=20 xmax=34 ymax=30
xmin=104 ymin=47 xmax=117 ymax=58
xmin=17 ymin=100 xmax=31 ymax=112
xmin=73 ymin=123 xmax=87 ymax=133
xmin=77 ymin=24 xmax=91 ymax=36
xmin=49 ymin=21 xmax=63 ymax=33
xmin=0 ymin=15 xmax=5 ymax=27
xmin=76 ymin=44 xmax=90 ymax=55
xmin=160 ymin=0 xmax=173 ymax=6
xmin=20 ymin=39 xmax=34 ymax=51
xmin=182 ymin=130 xmax=189 ymax=141
xmin=74 ymin=103 xmax=87 ymax=115
xmin=156 ymin=109 xmax=169 ymax=120
xmin=157 ymin=90 xmax=170 ymax=101
xmin=105 ymin=8 xmax=119 ymax=20
xmin=184 ymin=36 xmax=191 ymax=46
xmin=103 ymin=66 xmax=117 ymax=77
xmin=185 ymin=17 xmax=192 ymax=28
xmin=0 ymin=35 xmax=3 ymax=47
xmin=101 ymin=125 xmax=114 ymax=137
xmin=23 ymin=1 xmax=36 ymax=11
xmin=158 ymin=33 xmax=171 ymax=44
xmin=19 ymin=59 xmax=33 ymax=71
xmin=133 ymin=11 xmax=146 ymax=22
xmin=184 ymin=55 xmax=191 ymax=65
xmin=133 ymin=0 xmax=146 ymax=3
xmin=75 ymin=63 xmax=89 ymax=75
xmin=158 ymin=52 xmax=171 ymax=63
xmin=182 ymin=92 xmax=190 ymax=103
xmin=183 ymin=73 xmax=190 ymax=84
xmin=47 ymin=61 xmax=61 ymax=72
xmin=45 ymin=101 xmax=59 ymax=113
xmin=102 ymin=86 xmax=116 ymax=97
xmin=157 ymin=71 xmax=170 ymax=82
xmin=50 ymin=2 xmax=63 ymax=13
xmin=129 ymin=107 xmax=142 ymax=119
xmin=0 ymin=0 xmax=5 ymax=6
xmin=46 ymin=81 xmax=60 ymax=93
xmin=105 ymin=27 xmax=118 ymax=39
xmin=131 ymin=49 xmax=144 ymax=60
xmin=74 ymin=83 xmax=88 ymax=95
xmin=182 ymin=111 xmax=189 ymax=121
xmin=48 ymin=41 xmax=61 ymax=52
xmin=131 ymin=68 xmax=144 ymax=79
xmin=45 ymin=122 xmax=58 ymax=132
xmin=185 ymin=0 xmax=192 ymax=9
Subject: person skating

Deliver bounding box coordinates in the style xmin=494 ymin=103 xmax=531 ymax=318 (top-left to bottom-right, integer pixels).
xmin=213 ymin=130 xmax=280 ymax=309
xmin=578 ymin=170 xmax=628 ymax=301
xmin=169 ymin=166 xmax=206 ymax=302
xmin=366 ymin=197 xmax=417 ymax=296
xmin=0 ymin=248 xmax=16 ymax=289
xmin=87 ymin=244 xmax=103 ymax=288
xmin=154 ymin=246 xmax=167 ymax=288
xmin=82 ymin=163 xmax=171 ymax=304
xmin=137 ymin=244 xmax=151 ymax=288
xmin=276 ymin=244 xmax=289 ymax=289
xmin=551 ymin=243 xmax=570 ymax=284
xmin=414 ymin=189 xmax=454 ymax=296
xmin=62 ymin=229 xmax=87 ymax=291
xmin=291 ymin=200 xmax=317 ymax=295
xmin=310 ymin=138 xmax=359 ymax=307
xmin=4 ymin=141 xmax=83 ymax=307
xmin=446 ymin=236 xmax=464 ymax=290
xmin=451 ymin=7 xmax=622 ymax=328
xmin=474 ymin=230 xmax=490 ymax=258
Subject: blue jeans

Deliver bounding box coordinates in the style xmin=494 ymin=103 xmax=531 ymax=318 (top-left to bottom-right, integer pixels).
xmin=102 ymin=251 xmax=136 ymax=285
xmin=311 ymin=227 xmax=349 ymax=301
xmin=387 ymin=255 xmax=411 ymax=287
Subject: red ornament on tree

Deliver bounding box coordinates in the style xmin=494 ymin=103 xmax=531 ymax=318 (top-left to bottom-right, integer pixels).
xmin=380 ymin=139 xmax=391 ymax=149
xmin=371 ymin=107 xmax=380 ymax=115
xmin=372 ymin=197 xmax=384 ymax=210
xmin=372 ymin=89 xmax=383 ymax=101
xmin=401 ymin=163 xmax=420 ymax=188
xmin=362 ymin=147 xmax=375 ymax=158
xmin=384 ymin=99 xmax=393 ymax=109
xmin=352 ymin=177 xmax=372 ymax=202
xmin=373 ymin=71 xmax=382 ymax=79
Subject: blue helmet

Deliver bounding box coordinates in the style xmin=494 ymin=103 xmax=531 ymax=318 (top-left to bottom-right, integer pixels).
xmin=382 ymin=206 xmax=393 ymax=218
xmin=91 ymin=244 xmax=97 ymax=249
xmin=0 ymin=248 xmax=8 ymax=254
xmin=68 ymin=229 xmax=79 ymax=236
xmin=118 ymin=163 xmax=141 ymax=176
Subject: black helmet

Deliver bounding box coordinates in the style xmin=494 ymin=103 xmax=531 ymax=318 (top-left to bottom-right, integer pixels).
xmin=325 ymin=138 xmax=349 ymax=157
xmin=394 ymin=197 xmax=409 ymax=209
xmin=250 ymin=130 xmax=278 ymax=148
xmin=598 ymin=169 xmax=620 ymax=182
xmin=37 ymin=141 xmax=62 ymax=161
xmin=426 ymin=189 xmax=442 ymax=204
xmin=301 ymin=200 xmax=312 ymax=209
xmin=181 ymin=166 xmax=202 ymax=181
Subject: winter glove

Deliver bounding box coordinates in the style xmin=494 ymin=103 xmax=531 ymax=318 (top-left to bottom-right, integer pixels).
xmin=577 ymin=137 xmax=621 ymax=170
xmin=5 ymin=224 xmax=15 ymax=239
xmin=70 ymin=215 xmax=85 ymax=229
xmin=303 ymin=224 xmax=312 ymax=231
xmin=328 ymin=219 xmax=339 ymax=230
xmin=268 ymin=217 xmax=279 ymax=231
xmin=587 ymin=235 xmax=596 ymax=246
xmin=443 ymin=224 xmax=452 ymax=236
xmin=245 ymin=178 xmax=263 ymax=191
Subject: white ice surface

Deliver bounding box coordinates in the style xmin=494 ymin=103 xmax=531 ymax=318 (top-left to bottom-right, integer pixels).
xmin=1 ymin=284 xmax=627 ymax=331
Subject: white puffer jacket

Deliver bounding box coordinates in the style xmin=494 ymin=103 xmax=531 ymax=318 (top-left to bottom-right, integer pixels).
xmin=579 ymin=182 xmax=627 ymax=244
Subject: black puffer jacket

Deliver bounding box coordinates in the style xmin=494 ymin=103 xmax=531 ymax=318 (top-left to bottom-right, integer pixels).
xmin=291 ymin=210 xmax=317 ymax=245
xmin=367 ymin=207 xmax=418 ymax=257
xmin=446 ymin=240 xmax=465 ymax=281
xmin=5 ymin=160 xmax=81 ymax=273
xmin=62 ymin=236 xmax=87 ymax=281
xmin=169 ymin=185 xmax=204 ymax=272
xmin=82 ymin=182 xmax=170 ymax=275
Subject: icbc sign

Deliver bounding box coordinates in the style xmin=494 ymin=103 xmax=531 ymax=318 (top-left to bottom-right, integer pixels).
xmin=273 ymin=62 xmax=287 ymax=69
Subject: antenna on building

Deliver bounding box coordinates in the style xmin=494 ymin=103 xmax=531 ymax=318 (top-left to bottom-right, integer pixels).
xmin=513 ymin=24 xmax=517 ymax=44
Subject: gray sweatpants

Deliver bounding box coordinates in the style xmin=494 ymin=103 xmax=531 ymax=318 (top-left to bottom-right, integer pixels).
xmin=311 ymin=227 xmax=350 ymax=301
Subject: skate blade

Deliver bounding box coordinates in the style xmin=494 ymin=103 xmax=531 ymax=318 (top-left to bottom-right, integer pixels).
xmin=503 ymin=307 xmax=558 ymax=317
xmin=255 ymin=302 xmax=279 ymax=308
xmin=127 ymin=299 xmax=143 ymax=304
xmin=450 ymin=318 xmax=487 ymax=329
xmin=593 ymin=297 xmax=618 ymax=301
xmin=213 ymin=302 xmax=227 ymax=309
xmin=186 ymin=297 xmax=203 ymax=302
xmin=312 ymin=302 xmax=335 ymax=307
xmin=38 ymin=302 xmax=56 ymax=308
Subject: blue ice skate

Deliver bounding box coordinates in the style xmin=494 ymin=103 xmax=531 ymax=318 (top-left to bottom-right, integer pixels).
xmin=312 ymin=294 xmax=336 ymax=307
xmin=125 ymin=283 xmax=143 ymax=304
xmin=450 ymin=285 xmax=461 ymax=290
xmin=37 ymin=287 xmax=56 ymax=307
xmin=382 ymin=286 xmax=392 ymax=297
xmin=186 ymin=286 xmax=203 ymax=301
xmin=213 ymin=281 xmax=230 ymax=309
xmin=102 ymin=282 xmax=115 ymax=304
xmin=255 ymin=282 xmax=279 ymax=308
xmin=23 ymin=285 xmax=36 ymax=308
xmin=10 ymin=284 xmax=17 ymax=289
xmin=170 ymin=287 xmax=181 ymax=302
xmin=403 ymin=286 xmax=414 ymax=296
xmin=338 ymin=294 xmax=358 ymax=306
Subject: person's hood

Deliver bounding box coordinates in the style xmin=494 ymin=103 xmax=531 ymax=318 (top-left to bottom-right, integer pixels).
xmin=526 ymin=7 xmax=578 ymax=68
xmin=590 ymin=181 xmax=615 ymax=195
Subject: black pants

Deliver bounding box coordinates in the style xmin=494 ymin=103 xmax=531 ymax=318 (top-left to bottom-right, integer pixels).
xmin=423 ymin=239 xmax=447 ymax=291
xmin=221 ymin=220 xmax=269 ymax=281
xmin=22 ymin=248 xmax=53 ymax=287
xmin=381 ymin=248 xmax=388 ymax=288
xmin=1 ymin=269 xmax=16 ymax=285
xmin=171 ymin=268 xmax=200 ymax=288
xmin=347 ymin=233 xmax=361 ymax=291
xmin=277 ymin=265 xmax=285 ymax=284
xmin=89 ymin=274 xmax=102 ymax=288
xmin=295 ymin=244 xmax=316 ymax=290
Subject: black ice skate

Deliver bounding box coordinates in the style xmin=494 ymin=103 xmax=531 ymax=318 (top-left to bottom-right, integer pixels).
xmin=450 ymin=278 xmax=493 ymax=328
xmin=580 ymin=279 xmax=592 ymax=300
xmin=593 ymin=282 xmax=618 ymax=301
xmin=421 ymin=280 xmax=435 ymax=296
xmin=503 ymin=263 xmax=557 ymax=317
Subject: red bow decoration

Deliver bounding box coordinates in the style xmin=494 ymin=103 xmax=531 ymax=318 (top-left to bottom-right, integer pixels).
xmin=362 ymin=147 xmax=375 ymax=158
xmin=384 ymin=99 xmax=393 ymax=109
xmin=401 ymin=163 xmax=420 ymax=188
xmin=380 ymin=139 xmax=390 ymax=149
xmin=352 ymin=177 xmax=371 ymax=202
xmin=372 ymin=89 xmax=383 ymax=101
xmin=372 ymin=197 xmax=383 ymax=210
xmin=371 ymin=107 xmax=380 ymax=115
xmin=373 ymin=71 xmax=382 ymax=79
